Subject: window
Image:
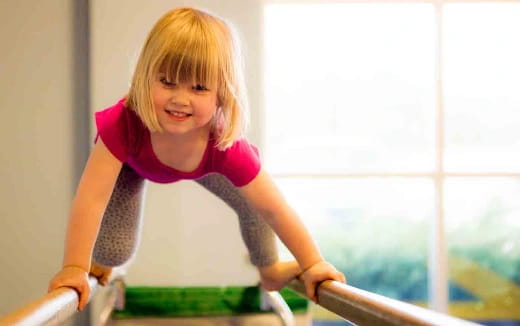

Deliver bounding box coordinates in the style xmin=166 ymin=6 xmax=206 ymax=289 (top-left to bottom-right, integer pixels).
xmin=263 ymin=2 xmax=520 ymax=325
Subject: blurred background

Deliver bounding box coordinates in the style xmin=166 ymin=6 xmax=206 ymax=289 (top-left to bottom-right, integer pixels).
xmin=1 ymin=0 xmax=520 ymax=325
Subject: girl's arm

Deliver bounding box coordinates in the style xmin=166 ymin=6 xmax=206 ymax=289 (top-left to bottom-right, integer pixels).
xmin=62 ymin=138 xmax=122 ymax=272
xmin=238 ymin=169 xmax=345 ymax=301
xmin=49 ymin=138 xmax=122 ymax=311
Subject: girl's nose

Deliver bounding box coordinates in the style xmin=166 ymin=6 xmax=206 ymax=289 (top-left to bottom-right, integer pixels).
xmin=170 ymin=90 xmax=189 ymax=106
xmin=171 ymin=98 xmax=188 ymax=106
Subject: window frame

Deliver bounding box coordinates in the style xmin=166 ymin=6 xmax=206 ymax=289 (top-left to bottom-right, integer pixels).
xmin=261 ymin=0 xmax=520 ymax=313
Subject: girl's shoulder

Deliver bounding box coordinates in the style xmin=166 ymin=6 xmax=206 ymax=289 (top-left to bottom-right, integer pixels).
xmin=210 ymin=137 xmax=261 ymax=187
xmin=210 ymin=137 xmax=259 ymax=160
xmin=225 ymin=137 xmax=259 ymax=156
xmin=95 ymin=98 xmax=126 ymax=121
xmin=94 ymin=98 xmax=145 ymax=162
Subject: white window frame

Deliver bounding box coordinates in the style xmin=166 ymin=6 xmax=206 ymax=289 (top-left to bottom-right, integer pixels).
xmin=261 ymin=0 xmax=520 ymax=313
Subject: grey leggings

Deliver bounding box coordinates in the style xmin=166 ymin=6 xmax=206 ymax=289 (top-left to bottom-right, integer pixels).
xmin=92 ymin=164 xmax=278 ymax=267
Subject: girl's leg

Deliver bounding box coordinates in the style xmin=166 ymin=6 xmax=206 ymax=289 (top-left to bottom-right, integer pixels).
xmin=195 ymin=173 xmax=278 ymax=267
xmin=92 ymin=164 xmax=146 ymax=267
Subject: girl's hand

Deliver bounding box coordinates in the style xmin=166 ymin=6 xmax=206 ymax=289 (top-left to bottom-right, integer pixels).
xmin=300 ymin=261 xmax=346 ymax=303
xmin=89 ymin=261 xmax=113 ymax=286
xmin=48 ymin=266 xmax=90 ymax=311
xmin=258 ymin=261 xmax=301 ymax=291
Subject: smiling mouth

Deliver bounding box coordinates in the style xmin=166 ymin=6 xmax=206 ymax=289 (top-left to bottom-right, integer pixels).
xmin=165 ymin=109 xmax=192 ymax=117
xmin=164 ymin=109 xmax=193 ymax=122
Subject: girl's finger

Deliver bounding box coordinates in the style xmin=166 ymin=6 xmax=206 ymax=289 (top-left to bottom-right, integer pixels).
xmin=331 ymin=272 xmax=345 ymax=283
xmin=100 ymin=275 xmax=109 ymax=286
xmin=305 ymin=280 xmax=318 ymax=303
xmin=78 ymin=286 xmax=90 ymax=311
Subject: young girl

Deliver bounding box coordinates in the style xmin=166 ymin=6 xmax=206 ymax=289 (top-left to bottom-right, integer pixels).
xmin=48 ymin=7 xmax=345 ymax=311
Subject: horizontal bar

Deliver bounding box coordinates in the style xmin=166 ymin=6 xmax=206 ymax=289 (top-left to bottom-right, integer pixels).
xmin=261 ymin=289 xmax=295 ymax=326
xmin=287 ymin=279 xmax=482 ymax=326
xmin=272 ymin=172 xmax=520 ymax=178
xmin=0 ymin=275 xmax=124 ymax=326
xmin=264 ymin=0 xmax=520 ymax=4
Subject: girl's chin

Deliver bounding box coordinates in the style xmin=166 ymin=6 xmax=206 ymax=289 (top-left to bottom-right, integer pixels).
xmin=159 ymin=125 xmax=210 ymax=136
xmin=160 ymin=127 xmax=188 ymax=135
xmin=156 ymin=119 xmax=212 ymax=136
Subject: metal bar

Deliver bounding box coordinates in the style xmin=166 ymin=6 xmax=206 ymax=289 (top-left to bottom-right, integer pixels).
xmin=0 ymin=276 xmax=124 ymax=326
xmin=261 ymin=288 xmax=295 ymax=326
xmin=287 ymin=279 xmax=482 ymax=326
xmin=264 ymin=0 xmax=520 ymax=4
xmin=271 ymin=173 xmax=520 ymax=178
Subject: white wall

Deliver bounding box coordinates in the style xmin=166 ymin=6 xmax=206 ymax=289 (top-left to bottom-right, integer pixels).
xmin=90 ymin=0 xmax=267 ymax=286
xmin=0 ymin=0 xmax=84 ymax=316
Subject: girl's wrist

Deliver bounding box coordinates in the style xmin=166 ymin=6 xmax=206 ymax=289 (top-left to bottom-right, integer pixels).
xmin=63 ymin=264 xmax=89 ymax=273
xmin=300 ymin=257 xmax=325 ymax=272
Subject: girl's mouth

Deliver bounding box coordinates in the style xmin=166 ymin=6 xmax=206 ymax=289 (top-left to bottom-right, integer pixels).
xmin=165 ymin=109 xmax=192 ymax=121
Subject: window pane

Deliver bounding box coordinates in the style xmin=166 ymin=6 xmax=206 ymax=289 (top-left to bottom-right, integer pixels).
xmin=276 ymin=177 xmax=432 ymax=303
xmin=444 ymin=4 xmax=520 ymax=172
xmin=264 ymin=4 xmax=436 ymax=174
xmin=445 ymin=178 xmax=520 ymax=323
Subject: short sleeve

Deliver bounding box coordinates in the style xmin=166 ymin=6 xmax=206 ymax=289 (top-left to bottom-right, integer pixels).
xmin=94 ymin=100 xmax=129 ymax=162
xmin=218 ymin=138 xmax=261 ymax=187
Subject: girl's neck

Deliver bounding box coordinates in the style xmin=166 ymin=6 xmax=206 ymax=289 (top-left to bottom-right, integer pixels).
xmin=149 ymin=126 xmax=211 ymax=173
xmin=152 ymin=125 xmax=210 ymax=148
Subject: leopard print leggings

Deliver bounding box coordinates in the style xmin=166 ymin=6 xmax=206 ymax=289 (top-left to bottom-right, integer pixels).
xmin=92 ymin=164 xmax=278 ymax=267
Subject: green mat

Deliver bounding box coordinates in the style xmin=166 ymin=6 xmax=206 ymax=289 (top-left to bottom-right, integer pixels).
xmin=113 ymin=286 xmax=308 ymax=318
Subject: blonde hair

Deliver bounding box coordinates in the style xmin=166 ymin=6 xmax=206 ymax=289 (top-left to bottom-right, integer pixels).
xmin=126 ymin=7 xmax=249 ymax=150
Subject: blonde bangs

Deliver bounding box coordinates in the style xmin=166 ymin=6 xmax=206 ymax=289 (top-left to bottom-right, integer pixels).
xmin=154 ymin=11 xmax=220 ymax=89
xmin=160 ymin=43 xmax=219 ymax=90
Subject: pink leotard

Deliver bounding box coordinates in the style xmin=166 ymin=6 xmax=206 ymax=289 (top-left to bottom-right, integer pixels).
xmin=94 ymin=98 xmax=261 ymax=187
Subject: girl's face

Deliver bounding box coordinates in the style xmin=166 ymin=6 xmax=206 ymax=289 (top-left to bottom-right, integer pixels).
xmin=151 ymin=73 xmax=218 ymax=136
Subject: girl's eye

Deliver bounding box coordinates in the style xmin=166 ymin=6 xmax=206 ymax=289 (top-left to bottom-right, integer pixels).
xmin=193 ymin=84 xmax=208 ymax=91
xmin=160 ymin=78 xmax=175 ymax=87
